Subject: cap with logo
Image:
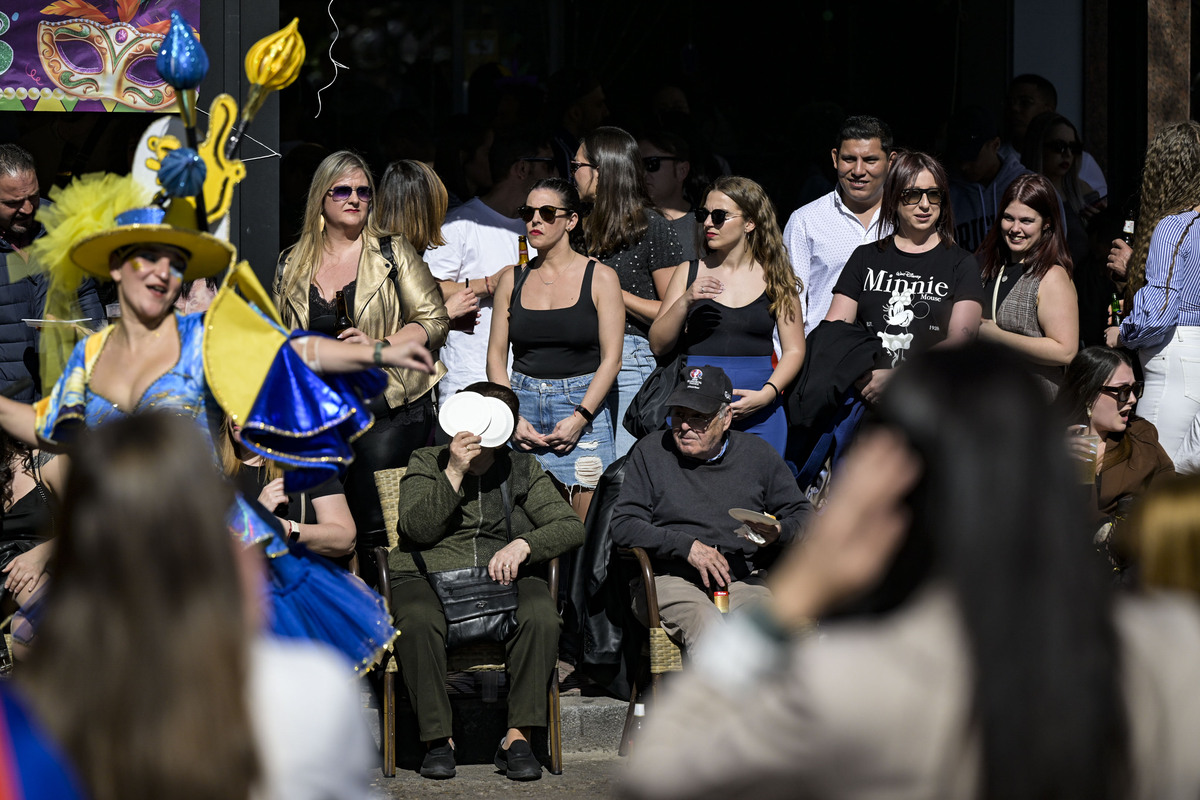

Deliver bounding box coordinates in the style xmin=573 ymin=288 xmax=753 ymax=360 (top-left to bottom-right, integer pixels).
xmin=664 ymin=365 xmax=733 ymax=415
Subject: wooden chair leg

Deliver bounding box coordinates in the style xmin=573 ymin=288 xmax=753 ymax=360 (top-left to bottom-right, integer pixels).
xmin=381 ymin=671 xmax=396 ymax=777
xmin=548 ymin=669 xmax=563 ymax=775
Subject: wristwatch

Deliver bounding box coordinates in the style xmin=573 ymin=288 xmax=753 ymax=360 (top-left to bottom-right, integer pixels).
xmin=288 ymin=519 xmax=300 ymax=543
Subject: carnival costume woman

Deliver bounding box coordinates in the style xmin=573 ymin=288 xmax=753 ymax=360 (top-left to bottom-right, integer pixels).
xmin=4 ymin=172 xmax=432 ymax=671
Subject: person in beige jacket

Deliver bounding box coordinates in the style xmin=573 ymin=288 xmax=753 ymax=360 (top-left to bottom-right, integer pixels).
xmin=275 ymin=151 xmax=448 ymax=576
xmin=623 ymin=343 xmax=1200 ymax=800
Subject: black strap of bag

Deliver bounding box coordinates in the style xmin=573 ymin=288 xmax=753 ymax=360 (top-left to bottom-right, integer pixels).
xmin=411 ymin=473 xmax=520 ymax=648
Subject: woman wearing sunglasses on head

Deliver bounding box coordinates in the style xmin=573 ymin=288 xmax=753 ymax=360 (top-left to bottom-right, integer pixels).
xmin=488 ymin=178 xmax=623 ymax=520
xmin=275 ymin=150 xmax=449 ymax=571
xmin=572 ymin=126 xmax=684 ymax=456
xmin=977 ymin=173 xmax=1079 ymax=396
xmin=824 ymin=151 xmax=984 ymax=404
xmin=1059 ymin=347 xmax=1173 ymax=533
xmin=649 ymin=176 xmax=803 ymax=456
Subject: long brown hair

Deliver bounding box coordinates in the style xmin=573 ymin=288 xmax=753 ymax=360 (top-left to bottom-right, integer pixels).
xmin=706 ymin=176 xmax=801 ymax=322
xmin=1125 ymin=121 xmax=1200 ymax=303
xmin=978 ymin=173 xmax=1074 ymax=281
xmin=276 ymin=150 xmax=388 ymax=328
xmin=579 ymin=126 xmax=652 ymax=257
xmin=21 ymin=414 xmax=258 ymax=800
xmin=375 ymin=159 xmax=448 ymax=255
xmin=878 ymin=150 xmax=957 ymax=248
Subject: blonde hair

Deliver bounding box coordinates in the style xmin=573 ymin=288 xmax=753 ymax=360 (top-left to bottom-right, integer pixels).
xmin=1125 ymin=121 xmax=1200 ymax=303
xmin=375 ymin=159 xmax=448 ymax=255
xmin=706 ymin=176 xmax=801 ymax=322
xmin=1132 ymin=475 xmax=1200 ymax=593
xmin=218 ymin=417 xmax=283 ymax=484
xmin=276 ymin=151 xmax=388 ymax=328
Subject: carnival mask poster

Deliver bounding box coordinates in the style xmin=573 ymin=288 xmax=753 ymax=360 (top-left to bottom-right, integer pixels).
xmin=0 ymin=0 xmax=199 ymax=112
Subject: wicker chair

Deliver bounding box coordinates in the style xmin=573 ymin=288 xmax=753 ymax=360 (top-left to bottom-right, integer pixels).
xmin=371 ymin=467 xmax=563 ymax=777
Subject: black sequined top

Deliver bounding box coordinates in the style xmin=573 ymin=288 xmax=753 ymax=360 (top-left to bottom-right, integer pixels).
xmin=595 ymin=208 xmax=684 ymax=336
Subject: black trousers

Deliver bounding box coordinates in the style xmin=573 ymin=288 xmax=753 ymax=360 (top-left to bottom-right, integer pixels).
xmin=391 ymin=576 xmax=561 ymax=741
xmin=344 ymin=393 xmax=433 ymax=553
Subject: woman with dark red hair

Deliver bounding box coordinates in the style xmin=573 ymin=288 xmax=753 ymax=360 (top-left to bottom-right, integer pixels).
xmin=824 ymin=151 xmax=984 ymax=404
xmin=977 ymin=173 xmax=1079 ymax=395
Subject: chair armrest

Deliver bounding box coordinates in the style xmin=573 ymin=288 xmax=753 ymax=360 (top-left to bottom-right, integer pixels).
xmin=619 ymin=547 xmax=662 ymax=629
xmin=547 ymin=556 xmax=559 ymax=604
xmin=374 ymin=545 xmax=392 ymax=615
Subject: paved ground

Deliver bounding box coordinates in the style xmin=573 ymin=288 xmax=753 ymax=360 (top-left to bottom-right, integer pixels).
xmin=367 ymin=751 xmax=621 ymax=798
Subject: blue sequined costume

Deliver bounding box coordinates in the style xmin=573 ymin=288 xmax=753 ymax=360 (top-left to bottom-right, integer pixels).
xmin=33 ymin=311 xmax=396 ymax=671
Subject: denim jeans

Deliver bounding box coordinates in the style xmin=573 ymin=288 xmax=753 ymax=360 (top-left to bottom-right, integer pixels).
xmin=608 ymin=334 xmax=658 ymax=457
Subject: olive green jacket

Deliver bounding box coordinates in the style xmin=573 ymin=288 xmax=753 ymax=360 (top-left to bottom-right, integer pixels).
xmin=275 ymin=235 xmax=449 ymax=407
xmin=389 ymin=446 xmax=585 ymax=576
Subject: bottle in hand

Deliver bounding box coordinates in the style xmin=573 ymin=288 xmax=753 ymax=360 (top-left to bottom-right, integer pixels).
xmin=334 ymin=290 xmax=353 ymax=336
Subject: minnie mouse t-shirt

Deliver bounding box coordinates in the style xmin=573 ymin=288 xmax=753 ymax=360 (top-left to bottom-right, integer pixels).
xmin=833 ymin=239 xmax=984 ymax=366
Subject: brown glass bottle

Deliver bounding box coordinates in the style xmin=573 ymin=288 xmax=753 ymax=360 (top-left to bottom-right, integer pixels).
xmin=333 ymin=290 xmax=352 ymax=336
xmin=518 ymin=234 xmax=529 ymax=265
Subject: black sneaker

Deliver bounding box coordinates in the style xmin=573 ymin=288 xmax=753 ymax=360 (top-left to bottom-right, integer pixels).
xmin=419 ymin=741 xmax=456 ymax=780
xmin=494 ymin=737 xmax=542 ymax=781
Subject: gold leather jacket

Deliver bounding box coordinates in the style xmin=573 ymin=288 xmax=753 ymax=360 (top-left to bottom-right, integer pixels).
xmin=275 ymin=235 xmax=448 ymax=407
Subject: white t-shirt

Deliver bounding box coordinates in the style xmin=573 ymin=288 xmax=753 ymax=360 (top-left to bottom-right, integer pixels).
xmin=425 ymin=197 xmax=531 ymax=406
xmin=249 ymin=637 xmax=374 ymax=800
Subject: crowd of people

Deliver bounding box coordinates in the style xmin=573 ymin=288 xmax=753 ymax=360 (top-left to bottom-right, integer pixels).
xmin=0 ymin=63 xmax=1198 ymax=799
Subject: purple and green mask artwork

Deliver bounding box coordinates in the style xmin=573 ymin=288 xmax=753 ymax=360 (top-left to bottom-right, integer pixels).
xmin=0 ymin=0 xmax=200 ymax=112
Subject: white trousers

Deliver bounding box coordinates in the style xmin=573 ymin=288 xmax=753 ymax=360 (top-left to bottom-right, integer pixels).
xmin=1138 ymin=327 xmax=1200 ymax=473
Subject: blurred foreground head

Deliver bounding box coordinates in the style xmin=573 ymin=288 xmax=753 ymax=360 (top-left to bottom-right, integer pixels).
xmin=21 ymin=413 xmax=258 ymax=800
xmin=870 ymin=343 xmax=1127 ymax=800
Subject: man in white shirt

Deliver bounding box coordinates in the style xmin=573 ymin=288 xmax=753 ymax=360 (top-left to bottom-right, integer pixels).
xmin=783 ymin=117 xmax=895 ymax=335
xmin=426 ymin=129 xmax=555 ymax=408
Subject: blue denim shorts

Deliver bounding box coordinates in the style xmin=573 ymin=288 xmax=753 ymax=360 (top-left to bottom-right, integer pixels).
xmin=510 ymin=371 xmax=616 ymax=489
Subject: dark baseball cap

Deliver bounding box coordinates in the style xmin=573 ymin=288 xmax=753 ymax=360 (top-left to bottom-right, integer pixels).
xmin=665 ymin=365 xmax=733 ymax=415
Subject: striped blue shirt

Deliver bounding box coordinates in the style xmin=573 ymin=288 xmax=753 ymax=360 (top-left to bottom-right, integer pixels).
xmin=1120 ymin=211 xmax=1200 ymax=350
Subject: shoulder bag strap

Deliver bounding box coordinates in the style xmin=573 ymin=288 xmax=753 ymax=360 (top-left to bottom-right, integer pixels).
xmin=687 ymin=258 xmax=699 ymax=286
xmin=379 ymin=235 xmax=406 ymax=326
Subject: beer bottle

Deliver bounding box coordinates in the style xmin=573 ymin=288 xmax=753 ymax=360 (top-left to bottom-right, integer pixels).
xmin=333 ymin=290 xmax=352 ymax=336
xmin=1110 ymin=293 xmax=1123 ymax=325
xmin=518 ymin=234 xmax=529 ymax=266
xmin=1121 ymin=219 xmax=1136 ymax=246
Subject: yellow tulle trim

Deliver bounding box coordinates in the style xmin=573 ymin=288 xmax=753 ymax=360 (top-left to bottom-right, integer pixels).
xmin=20 ymin=174 xmax=153 ymax=396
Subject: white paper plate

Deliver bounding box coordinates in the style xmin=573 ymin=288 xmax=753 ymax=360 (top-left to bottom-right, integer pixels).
xmin=439 ymin=392 xmax=490 ymax=439
xmin=728 ymin=507 xmax=777 ymax=526
xmin=479 ymin=397 xmax=515 ymax=447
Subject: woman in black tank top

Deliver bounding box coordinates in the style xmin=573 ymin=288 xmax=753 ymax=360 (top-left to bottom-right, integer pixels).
xmin=487 ymin=178 xmax=624 ymax=521
xmin=649 ymin=176 xmax=804 ymax=456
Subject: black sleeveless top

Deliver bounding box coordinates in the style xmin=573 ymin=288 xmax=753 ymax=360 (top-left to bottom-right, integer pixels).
xmin=681 ymin=261 xmax=776 ymax=357
xmin=0 ymin=460 xmax=55 ymax=569
xmin=509 ymin=259 xmax=601 ymax=378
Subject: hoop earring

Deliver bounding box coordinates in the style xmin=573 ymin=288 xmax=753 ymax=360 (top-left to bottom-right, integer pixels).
xmin=318 ymin=215 xmax=326 ymax=233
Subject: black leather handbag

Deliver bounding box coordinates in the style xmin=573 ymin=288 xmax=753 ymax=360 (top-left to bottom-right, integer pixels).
xmin=411 ymin=479 xmax=519 ymax=648
xmin=622 ymin=260 xmax=699 ymax=439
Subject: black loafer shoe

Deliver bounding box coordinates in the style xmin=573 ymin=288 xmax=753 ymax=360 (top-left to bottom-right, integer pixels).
xmin=494 ymin=738 xmax=542 ymax=781
xmin=420 ymin=742 xmax=456 ymax=779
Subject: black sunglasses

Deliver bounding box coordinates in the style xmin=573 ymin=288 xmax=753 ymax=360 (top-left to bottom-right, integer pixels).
xmin=328 ymin=184 xmax=372 ymax=202
xmin=1099 ymin=381 xmax=1144 ymax=403
xmin=899 ymin=188 xmax=944 ymax=206
xmin=1045 ymin=139 xmax=1083 ymax=156
xmin=642 ymin=155 xmax=684 ymax=173
xmin=569 ymin=161 xmax=597 ymax=176
xmin=694 ymin=207 xmax=743 ymax=226
xmin=517 ymin=205 xmax=572 ymax=223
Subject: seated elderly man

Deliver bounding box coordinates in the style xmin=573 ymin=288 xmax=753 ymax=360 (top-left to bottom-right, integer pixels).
xmin=611 ymin=366 xmax=813 ymax=652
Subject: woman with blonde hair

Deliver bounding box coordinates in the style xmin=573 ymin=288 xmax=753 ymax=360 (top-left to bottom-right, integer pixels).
xmin=649 ymin=176 xmax=803 ymax=455
xmin=1105 ymin=121 xmax=1200 ymax=471
xmin=572 ymin=126 xmax=684 ymax=455
xmin=1132 ymin=474 xmax=1200 ymax=592
xmin=275 ymin=150 xmax=449 ymax=567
